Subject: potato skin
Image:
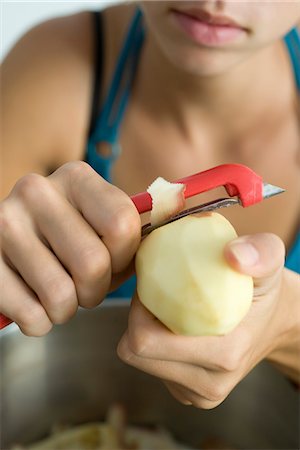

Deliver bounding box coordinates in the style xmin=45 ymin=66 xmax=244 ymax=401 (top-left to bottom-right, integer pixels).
xmin=136 ymin=213 xmax=253 ymax=336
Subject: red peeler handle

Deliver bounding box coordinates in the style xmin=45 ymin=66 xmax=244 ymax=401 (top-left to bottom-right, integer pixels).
xmin=0 ymin=163 xmax=262 ymax=330
xmin=0 ymin=315 xmax=12 ymax=329
xmin=131 ymin=163 xmax=263 ymax=214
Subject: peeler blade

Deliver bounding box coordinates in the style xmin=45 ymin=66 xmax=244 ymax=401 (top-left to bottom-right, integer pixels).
xmin=141 ymin=183 xmax=285 ymax=237
xmin=141 ymin=197 xmax=239 ymax=237
xmin=263 ymin=183 xmax=285 ymax=199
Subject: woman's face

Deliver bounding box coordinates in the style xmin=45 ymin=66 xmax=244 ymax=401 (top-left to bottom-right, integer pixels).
xmin=141 ymin=1 xmax=300 ymax=76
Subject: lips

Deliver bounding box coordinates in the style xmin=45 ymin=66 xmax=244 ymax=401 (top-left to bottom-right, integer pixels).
xmin=173 ymin=8 xmax=244 ymax=29
xmin=170 ymin=8 xmax=247 ymax=46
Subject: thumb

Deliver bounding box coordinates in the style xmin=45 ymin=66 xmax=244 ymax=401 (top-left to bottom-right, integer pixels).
xmin=224 ymin=233 xmax=285 ymax=283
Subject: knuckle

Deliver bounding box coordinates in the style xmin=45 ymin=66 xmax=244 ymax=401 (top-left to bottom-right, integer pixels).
xmin=117 ymin=335 xmax=133 ymax=363
xmin=164 ymin=381 xmax=193 ymax=406
xmin=75 ymin=247 xmax=110 ymax=283
xmin=21 ymin=323 xmax=53 ymax=337
xmin=218 ymin=332 xmax=250 ymax=372
xmin=44 ymin=275 xmax=75 ymax=303
xmin=17 ymin=304 xmax=52 ymax=337
xmin=204 ymin=383 xmax=228 ymax=404
xmin=271 ymin=234 xmax=286 ymax=266
xmin=0 ymin=204 xmax=24 ymax=243
xmin=13 ymin=173 xmax=48 ymax=204
xmin=179 ymin=398 xmax=193 ymax=406
xmin=190 ymin=397 xmax=206 ymax=409
xmin=218 ymin=350 xmax=241 ymax=372
xmin=63 ymin=161 xmax=92 ymax=180
xmin=110 ymin=204 xmax=141 ymax=243
xmin=266 ymin=233 xmax=285 ymax=252
xmin=192 ymin=396 xmax=223 ymax=410
xmin=0 ymin=202 xmax=13 ymax=237
xmin=0 ymin=203 xmax=6 ymax=228
xmin=165 ymin=386 xmax=192 ymax=406
xmin=43 ymin=276 xmax=77 ymax=323
xmin=255 ymin=233 xmax=285 ymax=268
xmin=128 ymin=328 xmax=153 ymax=357
xmin=177 ymin=388 xmax=219 ymax=410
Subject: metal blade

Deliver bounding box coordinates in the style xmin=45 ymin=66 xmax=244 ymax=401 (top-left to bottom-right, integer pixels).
xmin=141 ymin=197 xmax=239 ymax=237
xmin=263 ymin=183 xmax=285 ymax=199
xmin=141 ymin=183 xmax=285 ymax=237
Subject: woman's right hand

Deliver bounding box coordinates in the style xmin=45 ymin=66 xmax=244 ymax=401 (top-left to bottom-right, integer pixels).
xmin=0 ymin=161 xmax=141 ymax=336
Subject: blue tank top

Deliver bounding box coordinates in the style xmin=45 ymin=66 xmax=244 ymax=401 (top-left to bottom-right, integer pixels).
xmin=86 ymin=10 xmax=300 ymax=297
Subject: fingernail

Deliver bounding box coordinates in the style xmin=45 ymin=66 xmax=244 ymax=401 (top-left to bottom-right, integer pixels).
xmin=229 ymin=241 xmax=259 ymax=266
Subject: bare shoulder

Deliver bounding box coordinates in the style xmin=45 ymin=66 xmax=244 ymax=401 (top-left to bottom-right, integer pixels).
xmin=1 ymin=4 xmax=138 ymax=196
xmin=1 ymin=11 xmax=95 ymax=195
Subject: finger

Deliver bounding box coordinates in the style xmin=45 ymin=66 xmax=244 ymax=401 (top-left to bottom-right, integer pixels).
xmin=0 ymin=257 xmax=52 ymax=336
xmin=117 ymin=330 xmax=229 ymax=409
xmin=50 ymin=162 xmax=141 ymax=274
xmin=124 ymin=295 xmax=250 ymax=370
xmin=2 ymin=224 xmax=78 ymax=324
xmin=164 ymin=381 xmax=224 ymax=410
xmin=36 ymin=197 xmax=111 ymax=308
xmin=163 ymin=381 xmax=192 ymax=405
xmin=224 ymin=233 xmax=285 ymax=294
xmin=225 ymin=233 xmax=285 ymax=278
xmin=13 ymin=173 xmax=111 ymax=308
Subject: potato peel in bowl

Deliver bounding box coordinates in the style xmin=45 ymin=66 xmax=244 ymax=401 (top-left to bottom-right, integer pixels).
xmin=15 ymin=405 xmax=192 ymax=450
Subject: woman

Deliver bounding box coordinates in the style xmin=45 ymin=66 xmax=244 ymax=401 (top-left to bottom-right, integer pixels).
xmin=1 ymin=1 xmax=300 ymax=408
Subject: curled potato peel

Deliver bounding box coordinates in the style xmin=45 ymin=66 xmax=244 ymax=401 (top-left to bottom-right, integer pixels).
xmin=135 ymin=212 xmax=253 ymax=336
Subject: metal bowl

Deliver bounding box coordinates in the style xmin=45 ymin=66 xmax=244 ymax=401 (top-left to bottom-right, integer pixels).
xmin=1 ymin=300 xmax=299 ymax=449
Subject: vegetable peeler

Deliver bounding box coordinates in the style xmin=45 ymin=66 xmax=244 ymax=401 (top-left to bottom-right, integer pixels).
xmin=0 ymin=163 xmax=284 ymax=330
xmin=131 ymin=163 xmax=285 ymax=236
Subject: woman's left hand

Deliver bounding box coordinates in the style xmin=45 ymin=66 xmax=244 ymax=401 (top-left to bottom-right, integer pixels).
xmin=118 ymin=233 xmax=296 ymax=409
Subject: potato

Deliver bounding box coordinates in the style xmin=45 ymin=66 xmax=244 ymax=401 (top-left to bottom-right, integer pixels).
xmin=136 ymin=212 xmax=253 ymax=336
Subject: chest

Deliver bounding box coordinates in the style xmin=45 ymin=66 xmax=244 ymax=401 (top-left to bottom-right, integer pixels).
xmin=111 ymin=103 xmax=300 ymax=252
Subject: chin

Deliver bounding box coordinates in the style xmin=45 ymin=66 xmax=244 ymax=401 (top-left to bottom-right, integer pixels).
xmin=164 ymin=43 xmax=249 ymax=77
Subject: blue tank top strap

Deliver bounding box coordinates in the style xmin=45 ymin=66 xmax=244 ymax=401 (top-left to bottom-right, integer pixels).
xmin=284 ymin=28 xmax=300 ymax=274
xmin=285 ymin=232 xmax=300 ymax=273
xmin=86 ymin=8 xmax=144 ymax=182
xmin=284 ymin=27 xmax=300 ymax=90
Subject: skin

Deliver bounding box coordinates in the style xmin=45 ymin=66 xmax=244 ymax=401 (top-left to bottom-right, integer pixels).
xmin=1 ymin=1 xmax=300 ymax=406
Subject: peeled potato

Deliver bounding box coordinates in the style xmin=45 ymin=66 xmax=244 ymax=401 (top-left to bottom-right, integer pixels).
xmin=136 ymin=212 xmax=253 ymax=336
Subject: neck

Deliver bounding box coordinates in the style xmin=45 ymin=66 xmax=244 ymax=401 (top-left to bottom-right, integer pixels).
xmin=137 ymin=34 xmax=295 ymax=140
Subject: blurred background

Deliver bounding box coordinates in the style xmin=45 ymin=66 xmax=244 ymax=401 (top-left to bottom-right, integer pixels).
xmin=1 ymin=0 xmax=117 ymax=60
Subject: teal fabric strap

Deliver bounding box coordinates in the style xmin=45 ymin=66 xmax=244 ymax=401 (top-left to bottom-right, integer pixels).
xmin=284 ymin=28 xmax=300 ymax=273
xmin=286 ymin=232 xmax=300 ymax=273
xmin=86 ymin=9 xmax=144 ymax=182
xmin=284 ymin=28 xmax=300 ymax=89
